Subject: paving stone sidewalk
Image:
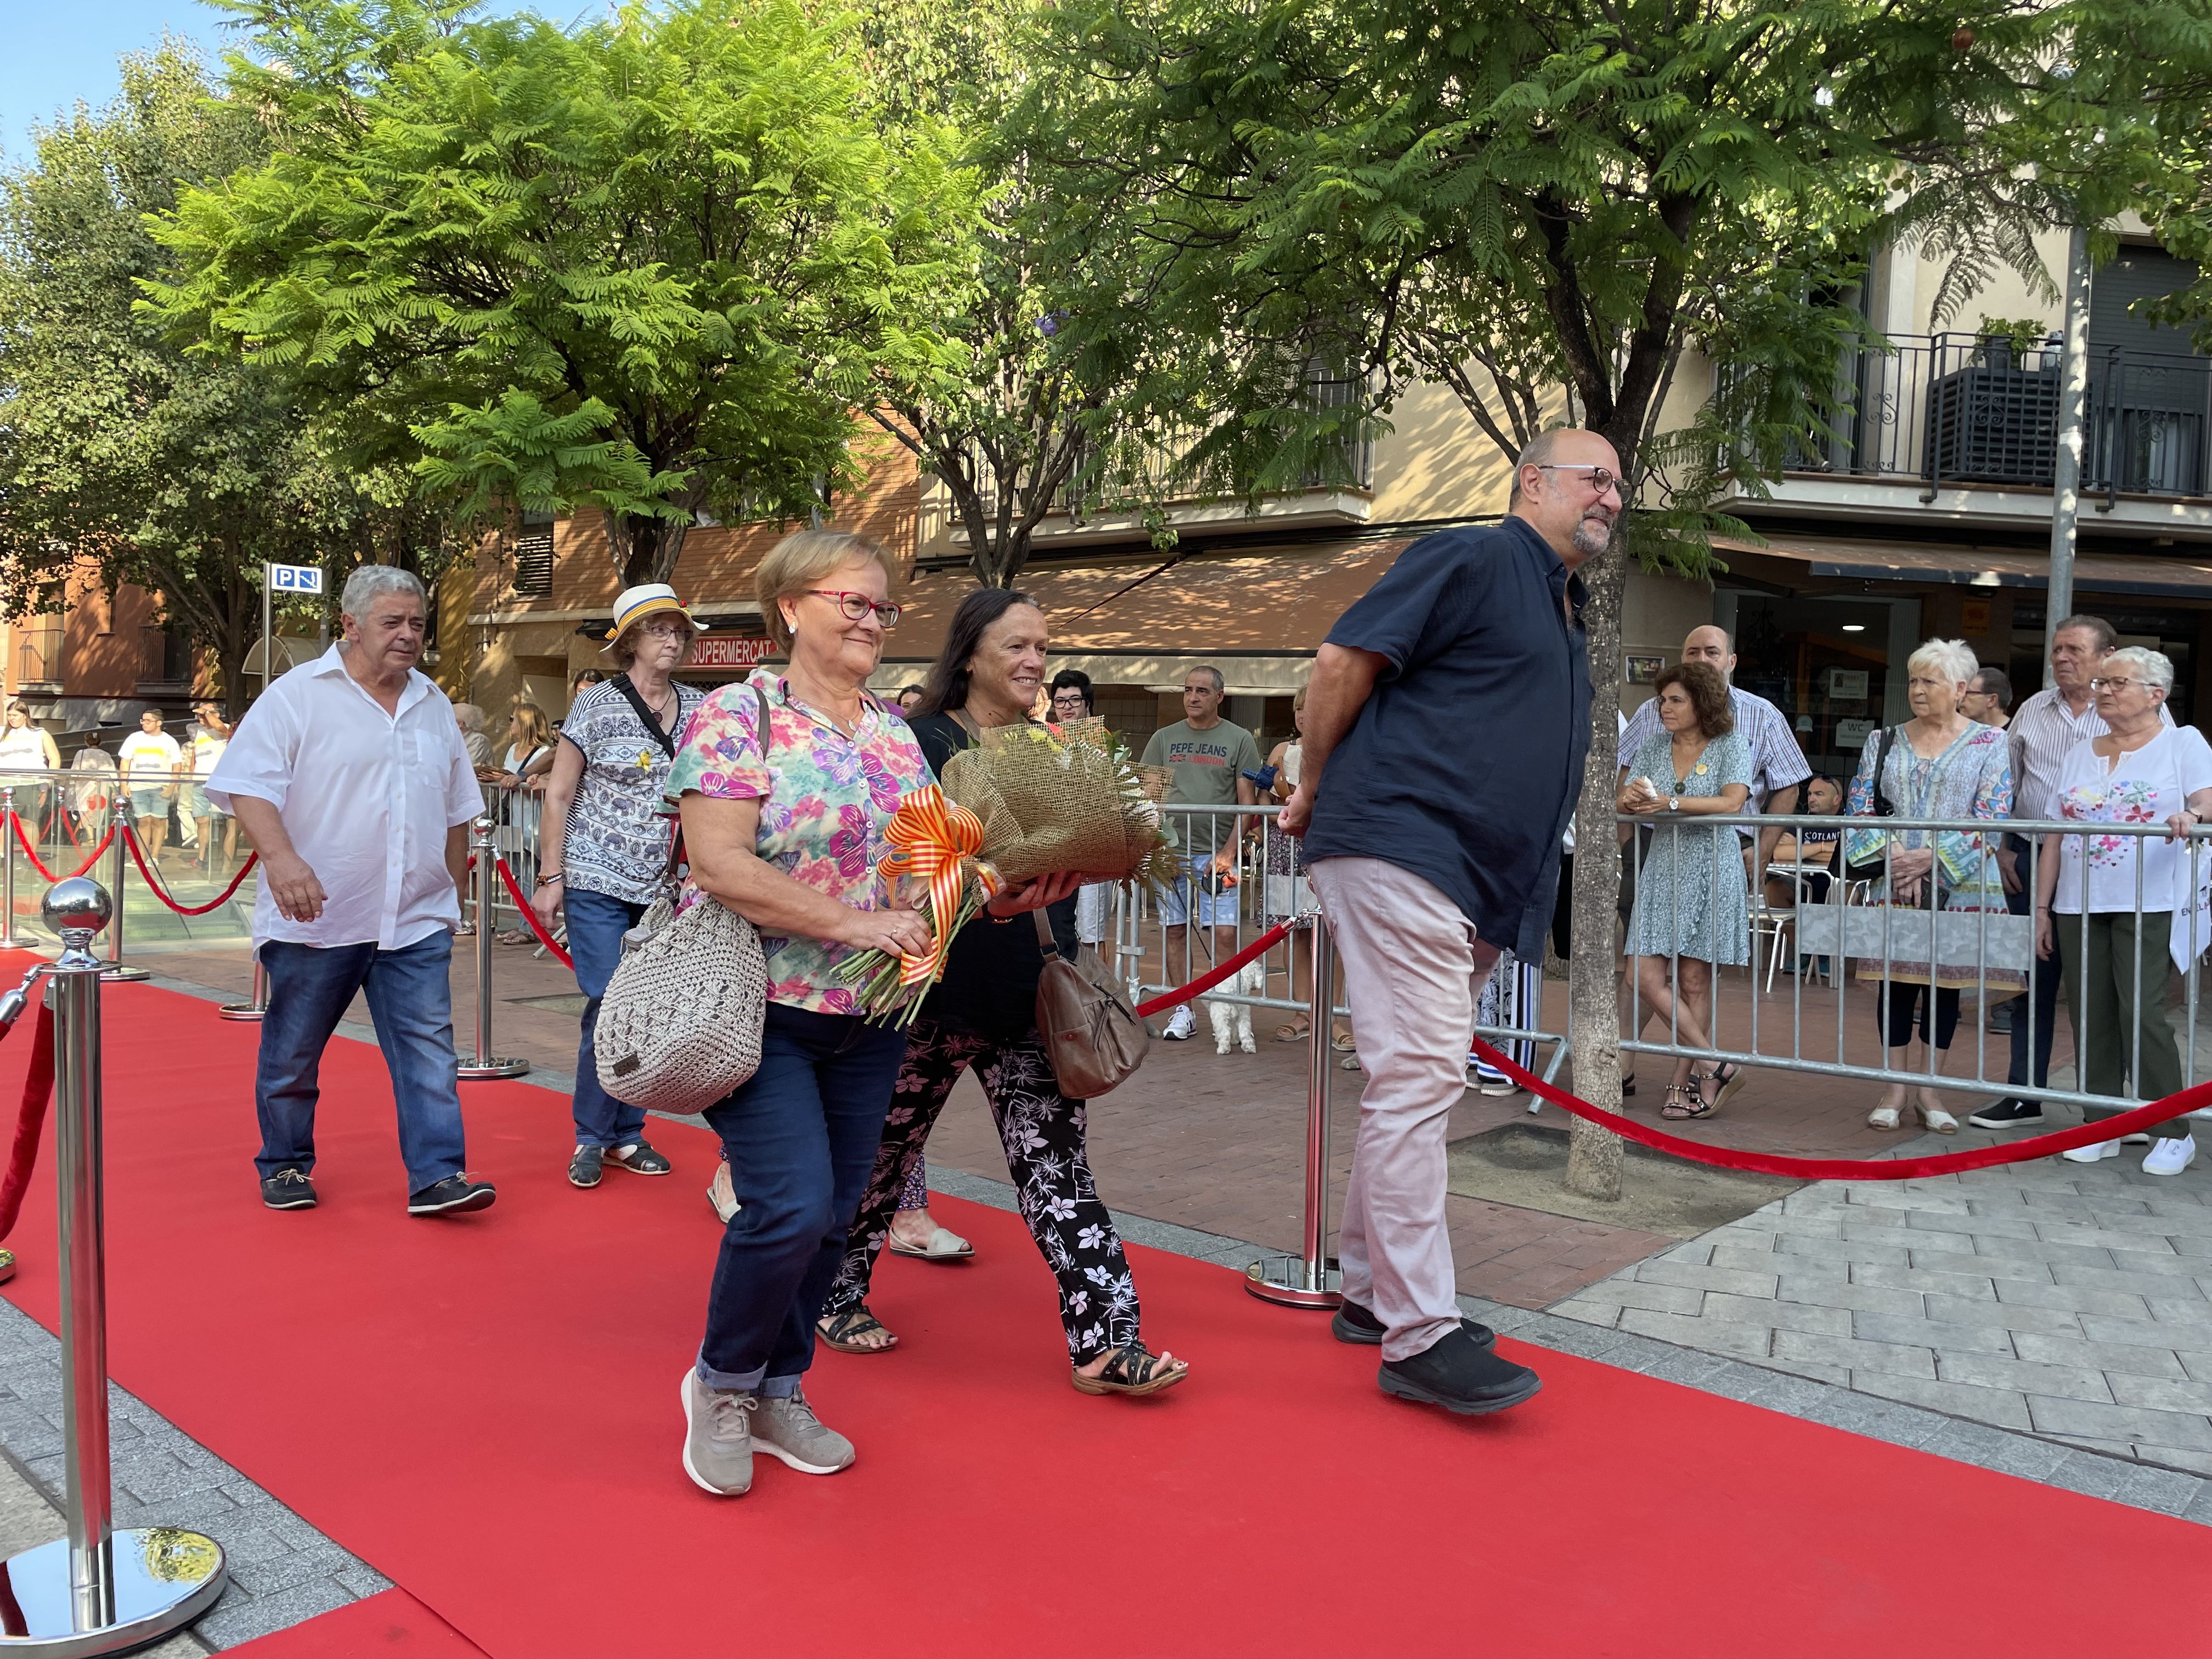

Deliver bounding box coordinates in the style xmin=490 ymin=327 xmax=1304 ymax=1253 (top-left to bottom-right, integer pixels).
xmin=1554 ymin=1148 xmax=2212 ymax=1477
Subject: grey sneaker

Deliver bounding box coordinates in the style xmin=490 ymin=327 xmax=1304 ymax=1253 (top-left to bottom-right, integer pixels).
xmin=679 ymin=1369 xmax=755 ymax=1496
xmin=752 ymin=1386 xmax=854 ymax=1475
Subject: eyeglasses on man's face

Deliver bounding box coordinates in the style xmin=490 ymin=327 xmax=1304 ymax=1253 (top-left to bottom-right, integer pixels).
xmin=807 ymin=589 xmax=902 ymax=628
xmin=1536 ymin=462 xmax=1620 ymax=497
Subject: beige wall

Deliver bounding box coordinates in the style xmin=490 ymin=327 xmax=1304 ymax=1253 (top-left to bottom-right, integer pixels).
xmin=1619 ymin=567 xmax=1718 ymax=720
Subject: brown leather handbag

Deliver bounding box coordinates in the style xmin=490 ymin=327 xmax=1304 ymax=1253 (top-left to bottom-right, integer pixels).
xmin=1031 ymin=911 xmax=1149 ymax=1098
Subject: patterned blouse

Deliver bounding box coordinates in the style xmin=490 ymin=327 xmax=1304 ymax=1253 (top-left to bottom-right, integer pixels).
xmin=662 ymin=668 xmax=933 ymax=1014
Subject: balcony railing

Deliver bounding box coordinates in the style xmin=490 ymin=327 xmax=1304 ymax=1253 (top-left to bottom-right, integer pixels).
xmin=1768 ymin=332 xmax=2210 ymax=506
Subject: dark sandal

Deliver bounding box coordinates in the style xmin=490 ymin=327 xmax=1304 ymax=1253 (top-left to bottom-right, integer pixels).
xmin=1698 ymin=1063 xmax=1745 ymax=1112
xmin=1660 ymin=1082 xmax=1713 ymax=1121
xmin=817 ymin=1305 xmax=899 ymax=1354
xmin=1071 ymin=1342 xmax=1189 ymax=1397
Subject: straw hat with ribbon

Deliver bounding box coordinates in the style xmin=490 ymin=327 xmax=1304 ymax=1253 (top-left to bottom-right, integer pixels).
xmin=609 ymin=583 xmax=708 ymax=639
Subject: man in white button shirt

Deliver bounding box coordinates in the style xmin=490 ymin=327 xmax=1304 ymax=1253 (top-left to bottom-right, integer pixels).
xmin=209 ymin=566 xmax=496 ymax=1217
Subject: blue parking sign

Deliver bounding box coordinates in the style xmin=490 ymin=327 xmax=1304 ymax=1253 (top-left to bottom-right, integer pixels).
xmin=268 ymin=562 xmax=323 ymax=594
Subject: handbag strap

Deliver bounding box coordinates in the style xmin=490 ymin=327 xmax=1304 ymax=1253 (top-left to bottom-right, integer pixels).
xmin=661 ymin=680 xmax=776 ymax=882
xmin=612 ymin=673 xmax=679 ymax=759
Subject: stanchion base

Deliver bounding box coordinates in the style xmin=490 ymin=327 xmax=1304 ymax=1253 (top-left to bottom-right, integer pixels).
xmin=458 ymin=1058 xmax=530 ymax=1080
xmin=96 ymin=966 xmax=149 ymax=984
xmin=0 ymin=1528 xmax=226 ymax=1654
xmin=216 ymin=1003 xmax=264 ymax=1022
xmin=1244 ymin=1254 xmax=1343 ymax=1309
xmin=0 ymin=934 xmax=25 ymax=951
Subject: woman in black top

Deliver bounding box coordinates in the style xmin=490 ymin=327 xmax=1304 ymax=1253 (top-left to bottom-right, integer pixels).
xmin=817 ymin=589 xmax=1188 ymax=1396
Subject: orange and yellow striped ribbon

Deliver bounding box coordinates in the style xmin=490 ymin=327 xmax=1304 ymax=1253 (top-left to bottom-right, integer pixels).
xmin=877 ymin=785 xmax=998 ymax=986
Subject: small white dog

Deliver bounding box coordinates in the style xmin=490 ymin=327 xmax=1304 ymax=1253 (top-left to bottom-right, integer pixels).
xmin=1205 ymin=962 xmax=1262 ymax=1054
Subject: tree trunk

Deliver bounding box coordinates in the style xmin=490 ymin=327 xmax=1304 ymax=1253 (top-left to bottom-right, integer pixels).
xmin=1564 ymin=526 xmax=1629 ymax=1201
xmin=605 ymin=512 xmax=690 ymax=588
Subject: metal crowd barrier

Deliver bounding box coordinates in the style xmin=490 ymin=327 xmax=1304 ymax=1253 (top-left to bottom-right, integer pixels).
xmin=1625 ymin=809 xmax=2212 ymax=1118
xmin=0 ymin=879 xmax=226 ymax=1650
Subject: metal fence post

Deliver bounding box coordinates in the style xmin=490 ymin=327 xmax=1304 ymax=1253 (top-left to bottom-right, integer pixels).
xmin=458 ymin=817 xmax=528 ymax=1081
xmin=1245 ymin=912 xmax=1342 ymax=1308
xmin=0 ymin=787 xmax=23 ymax=951
xmin=218 ymin=953 xmax=267 ymax=1023
xmin=98 ymin=819 xmax=146 ymax=984
xmin=0 ymin=877 xmax=226 ymax=1651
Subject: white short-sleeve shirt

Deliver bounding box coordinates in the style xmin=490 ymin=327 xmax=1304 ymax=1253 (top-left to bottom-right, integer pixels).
xmin=2051 ymin=726 xmax=2212 ymax=916
xmin=207 ymin=646 xmax=485 ymax=950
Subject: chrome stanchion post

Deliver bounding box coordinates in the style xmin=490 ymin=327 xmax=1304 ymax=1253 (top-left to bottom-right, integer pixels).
xmin=1246 ymin=912 xmax=1342 ymax=1308
xmin=0 ymin=788 xmax=23 ymax=950
xmin=98 ymin=821 xmax=146 ymax=984
xmin=457 ymin=817 xmax=527 ymax=1081
xmin=0 ymin=877 xmax=226 ymax=1652
xmin=218 ymin=953 xmax=266 ymax=1023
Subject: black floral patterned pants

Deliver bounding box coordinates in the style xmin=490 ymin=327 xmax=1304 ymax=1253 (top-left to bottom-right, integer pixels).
xmin=822 ymin=1015 xmax=1141 ymax=1364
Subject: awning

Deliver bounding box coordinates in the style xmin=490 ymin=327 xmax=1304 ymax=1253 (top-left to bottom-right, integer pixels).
xmin=872 ymin=538 xmax=1413 ymax=693
xmin=1713 ymin=533 xmax=2212 ymax=598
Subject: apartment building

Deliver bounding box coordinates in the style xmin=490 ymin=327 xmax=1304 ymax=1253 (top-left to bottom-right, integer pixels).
xmin=0 ymin=571 xmax=202 ymax=735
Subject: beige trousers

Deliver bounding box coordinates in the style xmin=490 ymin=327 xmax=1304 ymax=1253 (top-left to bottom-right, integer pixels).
xmin=1310 ymin=856 xmax=1499 ymax=1362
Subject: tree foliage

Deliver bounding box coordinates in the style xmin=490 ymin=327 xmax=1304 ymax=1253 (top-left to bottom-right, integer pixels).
xmin=0 ymin=42 xmax=443 ymax=715
xmin=848 ymin=0 xmax=1188 ymax=588
xmin=1031 ymin=0 xmax=2198 ymax=1194
xmin=149 ymin=0 xmax=976 ymax=589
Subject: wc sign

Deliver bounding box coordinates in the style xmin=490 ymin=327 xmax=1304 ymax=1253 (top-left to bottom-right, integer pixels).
xmin=268 ymin=562 xmax=323 ymax=594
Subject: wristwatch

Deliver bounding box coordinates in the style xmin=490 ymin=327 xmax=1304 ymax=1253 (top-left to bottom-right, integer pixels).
xmin=1668 ymin=795 xmax=1680 ymax=814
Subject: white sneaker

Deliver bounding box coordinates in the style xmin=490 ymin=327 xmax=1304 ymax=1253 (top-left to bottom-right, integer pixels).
xmin=2143 ymin=1136 xmax=2198 ymax=1176
xmin=2061 ymin=1139 xmax=2121 ymax=1164
xmin=1163 ymin=1006 xmax=1195 ymax=1041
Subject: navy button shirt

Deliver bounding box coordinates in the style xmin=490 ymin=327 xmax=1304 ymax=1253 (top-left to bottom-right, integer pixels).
xmin=1303 ymin=517 xmax=1592 ymax=962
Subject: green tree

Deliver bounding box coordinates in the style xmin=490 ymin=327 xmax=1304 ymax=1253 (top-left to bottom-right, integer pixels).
xmin=148 ymin=0 xmax=975 ymax=591
xmin=1033 ymin=0 xmax=2192 ymax=1196
xmin=0 ymin=42 xmax=437 ymax=716
xmin=849 ymin=0 xmax=1184 ymax=588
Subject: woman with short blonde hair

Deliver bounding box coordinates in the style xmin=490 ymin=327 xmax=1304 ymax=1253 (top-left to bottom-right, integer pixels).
xmin=754 ymin=530 xmax=891 ymax=653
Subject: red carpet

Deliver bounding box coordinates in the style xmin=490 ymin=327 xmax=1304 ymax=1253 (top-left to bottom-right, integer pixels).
xmin=1 ymin=960 xmax=2207 ymax=1656
xmin=229 ymin=1590 xmax=482 ymax=1656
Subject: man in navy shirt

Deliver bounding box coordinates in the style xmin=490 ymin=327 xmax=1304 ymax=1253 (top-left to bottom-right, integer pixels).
xmin=1283 ymin=427 xmax=1615 ymax=1416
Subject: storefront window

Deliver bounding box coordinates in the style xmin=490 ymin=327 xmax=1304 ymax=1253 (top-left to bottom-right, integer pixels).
xmin=1731 ymin=595 xmax=1895 ymax=777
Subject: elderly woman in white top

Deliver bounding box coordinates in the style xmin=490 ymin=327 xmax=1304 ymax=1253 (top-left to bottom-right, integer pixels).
xmin=2038 ymin=646 xmax=2212 ymax=1176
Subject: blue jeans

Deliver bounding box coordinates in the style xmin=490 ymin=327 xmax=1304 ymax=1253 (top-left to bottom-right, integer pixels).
xmin=1155 ymin=852 xmax=1232 ymax=928
xmin=255 ymin=930 xmax=469 ymax=1195
xmin=696 ymin=1003 xmax=907 ymax=1397
xmin=2005 ymin=834 xmax=2063 ymax=1104
xmin=565 ymin=886 xmax=648 ymax=1149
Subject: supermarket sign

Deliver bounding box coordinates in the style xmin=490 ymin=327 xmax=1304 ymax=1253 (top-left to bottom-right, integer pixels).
xmin=690 ymin=634 xmax=777 ymax=670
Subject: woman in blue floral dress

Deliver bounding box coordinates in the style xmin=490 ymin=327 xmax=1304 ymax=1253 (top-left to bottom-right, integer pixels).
xmin=1841 ymin=638 xmax=2018 ymax=1134
xmin=1618 ymin=662 xmax=1753 ymax=1120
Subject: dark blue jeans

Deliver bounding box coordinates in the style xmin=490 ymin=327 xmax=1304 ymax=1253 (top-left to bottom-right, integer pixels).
xmin=565 ymin=886 xmax=648 ymax=1149
xmin=697 ymin=1003 xmax=907 ymax=1397
xmin=255 ymin=930 xmax=469 ymax=1195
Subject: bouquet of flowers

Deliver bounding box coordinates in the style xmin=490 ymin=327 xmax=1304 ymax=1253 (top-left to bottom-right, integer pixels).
xmin=835 ymin=718 xmax=1177 ymax=1024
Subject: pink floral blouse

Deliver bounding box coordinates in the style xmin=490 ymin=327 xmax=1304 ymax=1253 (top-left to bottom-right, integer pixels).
xmin=663 ymin=669 xmax=932 ymax=1013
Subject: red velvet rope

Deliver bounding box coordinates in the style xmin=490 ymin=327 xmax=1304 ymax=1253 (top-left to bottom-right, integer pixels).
xmin=1466 ymin=1037 xmax=2212 ymax=1181
xmin=492 ymin=858 xmax=574 ymax=968
xmin=9 ymin=812 xmax=114 ymax=884
xmin=0 ymin=1002 xmax=55 ymax=1243
xmin=1134 ymin=922 xmax=1293 ymax=1018
xmin=120 ymin=828 xmax=258 ymax=916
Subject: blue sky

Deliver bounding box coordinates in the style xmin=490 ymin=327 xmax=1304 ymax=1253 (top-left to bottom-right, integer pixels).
xmin=0 ymin=1 xmax=553 ymax=166
xmin=1 ymin=1 xmax=235 ymax=163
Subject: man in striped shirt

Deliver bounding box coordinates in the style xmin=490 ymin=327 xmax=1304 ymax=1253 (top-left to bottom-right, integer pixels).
xmin=1970 ymin=615 xmax=2169 ymax=1130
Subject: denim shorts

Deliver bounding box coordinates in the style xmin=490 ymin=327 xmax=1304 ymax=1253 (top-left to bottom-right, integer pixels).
xmin=127 ymin=787 xmax=168 ymax=822
xmin=1155 ymin=852 xmax=1234 ymax=928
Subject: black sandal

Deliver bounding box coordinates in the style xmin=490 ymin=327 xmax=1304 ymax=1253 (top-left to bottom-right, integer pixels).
xmin=1071 ymin=1342 xmax=1189 ymax=1397
xmin=1660 ymin=1082 xmax=1713 ymax=1121
xmin=1698 ymin=1062 xmax=1745 ymax=1111
xmin=817 ymin=1305 xmax=898 ymax=1354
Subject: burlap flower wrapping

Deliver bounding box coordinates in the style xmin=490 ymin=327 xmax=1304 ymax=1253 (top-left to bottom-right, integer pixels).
xmin=938 ymin=719 xmax=1177 ymax=888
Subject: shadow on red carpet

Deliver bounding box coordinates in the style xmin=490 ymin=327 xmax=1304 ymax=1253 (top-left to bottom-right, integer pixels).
xmin=228 ymin=1589 xmax=483 ymax=1656
xmin=0 ymin=961 xmax=2204 ymax=1657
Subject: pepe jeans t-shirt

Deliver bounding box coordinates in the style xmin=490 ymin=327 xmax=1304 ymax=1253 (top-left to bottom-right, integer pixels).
xmin=1142 ymin=718 xmax=1262 ymax=855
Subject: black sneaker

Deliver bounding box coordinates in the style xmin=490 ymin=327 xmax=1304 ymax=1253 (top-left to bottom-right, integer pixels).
xmin=608 ymin=1139 xmax=673 ymax=1176
xmin=1331 ymin=1299 xmax=1496 ymax=1350
xmin=407 ymin=1175 xmax=497 ymax=1216
xmin=1378 ymin=1327 xmax=1541 ymax=1416
xmin=569 ymin=1145 xmax=605 ymax=1189
xmin=261 ymin=1169 xmax=317 ymax=1210
xmin=1967 ymin=1098 xmax=2045 ymax=1130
